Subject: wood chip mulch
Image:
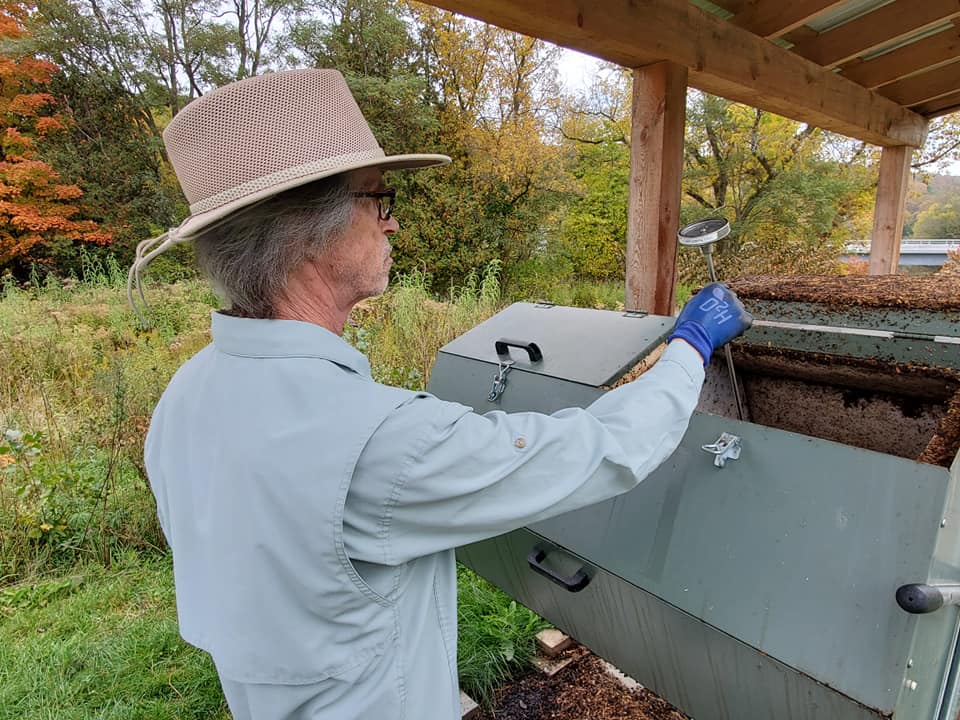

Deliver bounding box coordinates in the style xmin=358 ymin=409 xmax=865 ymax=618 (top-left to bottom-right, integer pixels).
xmin=919 ymin=390 xmax=960 ymax=467
xmin=728 ymin=274 xmax=960 ymax=311
xmin=476 ymin=646 xmax=688 ymax=720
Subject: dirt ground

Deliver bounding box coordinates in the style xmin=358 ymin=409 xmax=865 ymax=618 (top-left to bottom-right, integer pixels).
xmin=476 ymin=645 xmax=689 ymax=720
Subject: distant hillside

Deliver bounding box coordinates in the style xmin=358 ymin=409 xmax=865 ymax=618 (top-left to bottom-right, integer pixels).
xmin=904 ymin=174 xmax=960 ymax=238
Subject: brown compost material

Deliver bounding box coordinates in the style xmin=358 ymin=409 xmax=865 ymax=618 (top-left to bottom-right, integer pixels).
xmin=727 ymin=274 xmax=960 ymax=311
xmin=919 ymin=391 xmax=960 ymax=467
xmin=476 ymin=647 xmax=688 ymax=720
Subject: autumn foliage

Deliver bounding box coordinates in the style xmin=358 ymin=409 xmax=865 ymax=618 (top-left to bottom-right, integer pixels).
xmin=0 ymin=0 xmax=108 ymax=270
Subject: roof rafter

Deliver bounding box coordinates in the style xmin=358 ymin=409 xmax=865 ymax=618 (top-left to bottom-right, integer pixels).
xmin=724 ymin=0 xmax=849 ymax=40
xmin=785 ymin=0 xmax=960 ymax=69
xmin=913 ymin=90 xmax=960 ymax=117
xmin=839 ymin=21 xmax=960 ymax=89
xmin=879 ymin=59 xmax=960 ymax=106
xmin=425 ymin=0 xmax=927 ymax=147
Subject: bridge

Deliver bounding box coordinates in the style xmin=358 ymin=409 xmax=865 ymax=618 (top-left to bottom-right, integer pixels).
xmin=844 ymin=239 xmax=959 ymax=267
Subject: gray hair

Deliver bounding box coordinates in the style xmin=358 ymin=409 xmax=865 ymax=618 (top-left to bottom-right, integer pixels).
xmin=192 ymin=173 xmax=356 ymax=318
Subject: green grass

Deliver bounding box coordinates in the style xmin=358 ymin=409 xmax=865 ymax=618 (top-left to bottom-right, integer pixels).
xmin=0 ymin=556 xmax=543 ymax=717
xmin=457 ymin=566 xmax=550 ymax=707
xmin=0 ymin=553 xmax=228 ymax=720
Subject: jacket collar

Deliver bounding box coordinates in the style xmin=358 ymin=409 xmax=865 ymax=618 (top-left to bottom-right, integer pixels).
xmin=210 ymin=312 xmax=371 ymax=377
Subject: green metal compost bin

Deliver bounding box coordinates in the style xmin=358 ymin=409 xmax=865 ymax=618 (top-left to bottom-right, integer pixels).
xmin=426 ymin=298 xmax=960 ymax=720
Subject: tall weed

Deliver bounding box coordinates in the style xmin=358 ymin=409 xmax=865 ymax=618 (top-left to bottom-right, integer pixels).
xmin=0 ymin=280 xmax=213 ymax=583
xmin=350 ymin=261 xmax=503 ymax=389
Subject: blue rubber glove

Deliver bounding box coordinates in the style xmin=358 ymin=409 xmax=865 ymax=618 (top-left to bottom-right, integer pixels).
xmin=667 ymin=282 xmax=753 ymax=366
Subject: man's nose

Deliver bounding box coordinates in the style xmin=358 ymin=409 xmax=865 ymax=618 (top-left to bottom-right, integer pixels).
xmin=384 ymin=216 xmax=399 ymax=234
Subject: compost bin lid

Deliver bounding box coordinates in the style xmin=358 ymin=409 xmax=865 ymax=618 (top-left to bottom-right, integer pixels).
xmin=438 ymin=302 xmax=673 ymax=387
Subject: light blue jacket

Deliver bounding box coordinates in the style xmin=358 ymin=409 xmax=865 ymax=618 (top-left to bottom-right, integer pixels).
xmin=145 ymin=312 xmax=704 ymax=719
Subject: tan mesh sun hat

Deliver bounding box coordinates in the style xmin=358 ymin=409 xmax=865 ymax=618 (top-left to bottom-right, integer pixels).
xmin=165 ymin=68 xmax=450 ymax=239
xmin=127 ymin=68 xmax=450 ymax=322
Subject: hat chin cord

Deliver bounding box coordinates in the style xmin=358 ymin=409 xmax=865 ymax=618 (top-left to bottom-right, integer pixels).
xmin=127 ymin=193 xmax=282 ymax=326
xmin=126 ymin=228 xmax=189 ymax=327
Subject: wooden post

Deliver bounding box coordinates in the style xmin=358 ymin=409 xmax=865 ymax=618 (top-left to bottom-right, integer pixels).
xmin=626 ymin=61 xmax=687 ymax=314
xmin=868 ymin=146 xmax=913 ymax=275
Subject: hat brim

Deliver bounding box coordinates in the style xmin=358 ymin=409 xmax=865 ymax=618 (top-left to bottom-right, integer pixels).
xmin=174 ymin=153 xmax=451 ymax=239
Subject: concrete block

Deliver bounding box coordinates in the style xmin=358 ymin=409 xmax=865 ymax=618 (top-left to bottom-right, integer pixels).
xmin=535 ymin=628 xmax=573 ymax=657
xmin=600 ymin=659 xmax=643 ymax=691
xmin=531 ymin=653 xmax=576 ymax=677
xmin=460 ymin=689 xmax=480 ymax=720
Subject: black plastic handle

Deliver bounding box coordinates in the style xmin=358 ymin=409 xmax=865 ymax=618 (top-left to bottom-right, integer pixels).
xmin=495 ymin=338 xmax=543 ymax=363
xmin=897 ymin=583 xmax=946 ymax=614
xmin=527 ymin=548 xmax=591 ymax=593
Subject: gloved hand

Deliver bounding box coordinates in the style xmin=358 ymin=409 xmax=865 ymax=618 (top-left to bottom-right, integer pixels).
xmin=667 ymin=282 xmax=753 ymax=366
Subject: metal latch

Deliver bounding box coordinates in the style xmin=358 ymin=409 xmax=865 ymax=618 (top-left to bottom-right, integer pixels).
xmin=701 ymin=433 xmax=742 ymax=468
xmin=488 ymin=359 xmax=514 ymax=402
xmin=488 ymin=338 xmax=543 ymax=403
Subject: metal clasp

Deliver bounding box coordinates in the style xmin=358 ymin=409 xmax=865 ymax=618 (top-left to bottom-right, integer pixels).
xmin=701 ymin=432 xmax=742 ymax=468
xmin=488 ymin=359 xmax=515 ymax=402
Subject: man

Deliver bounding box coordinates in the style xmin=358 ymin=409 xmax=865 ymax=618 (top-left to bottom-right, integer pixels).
xmin=137 ymin=68 xmax=752 ymax=720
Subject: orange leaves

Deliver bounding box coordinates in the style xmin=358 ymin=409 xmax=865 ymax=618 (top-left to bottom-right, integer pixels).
xmin=0 ymin=0 xmax=112 ymax=269
xmin=6 ymin=92 xmax=56 ymax=116
xmin=33 ymin=116 xmax=66 ymax=136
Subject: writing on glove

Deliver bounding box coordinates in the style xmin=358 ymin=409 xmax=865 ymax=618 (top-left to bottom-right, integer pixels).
xmin=667 ymin=282 xmax=753 ymax=366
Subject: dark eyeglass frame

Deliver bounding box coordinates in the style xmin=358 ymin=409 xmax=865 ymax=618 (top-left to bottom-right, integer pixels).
xmin=350 ymin=188 xmax=396 ymax=221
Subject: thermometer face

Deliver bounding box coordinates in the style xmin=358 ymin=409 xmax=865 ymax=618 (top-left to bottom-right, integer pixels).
xmin=678 ymin=218 xmax=731 ymax=246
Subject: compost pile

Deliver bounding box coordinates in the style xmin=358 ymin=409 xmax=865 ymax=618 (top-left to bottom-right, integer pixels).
xmin=728 ymin=273 xmax=960 ymax=310
xmin=476 ymin=646 xmax=688 ymax=720
xmin=728 ymin=274 xmax=960 ymax=466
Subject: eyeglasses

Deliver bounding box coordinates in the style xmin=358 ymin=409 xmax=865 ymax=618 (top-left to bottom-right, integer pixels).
xmin=351 ymin=188 xmax=396 ymax=221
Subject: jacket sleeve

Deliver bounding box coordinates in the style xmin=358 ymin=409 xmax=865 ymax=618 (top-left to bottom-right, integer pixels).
xmin=343 ymin=341 xmax=705 ymax=566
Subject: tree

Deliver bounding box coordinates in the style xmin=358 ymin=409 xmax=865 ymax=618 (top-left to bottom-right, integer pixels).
xmin=555 ymin=65 xmax=631 ymax=280
xmin=913 ymin=198 xmax=960 ymax=238
xmin=0 ymin=0 xmax=109 ymax=274
xmin=941 ymin=246 xmax=960 ymax=275
xmin=404 ymin=3 xmax=568 ymax=290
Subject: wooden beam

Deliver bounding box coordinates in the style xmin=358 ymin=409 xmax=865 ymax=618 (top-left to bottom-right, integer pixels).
xmin=878 ymin=59 xmax=960 ymax=106
xmin=839 ymin=22 xmax=960 ymax=89
xmin=913 ymin=89 xmax=960 ymax=116
xmin=626 ymin=62 xmax=686 ymax=314
xmin=729 ymin=0 xmax=848 ymax=40
xmin=785 ymin=0 xmax=960 ymax=69
xmin=425 ymin=0 xmax=928 ymax=147
xmin=869 ymin=146 xmax=912 ymax=275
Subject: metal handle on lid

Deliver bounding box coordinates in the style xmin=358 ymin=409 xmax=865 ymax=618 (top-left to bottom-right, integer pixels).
xmin=527 ymin=547 xmax=591 ymax=593
xmin=495 ymin=338 xmax=543 ymax=363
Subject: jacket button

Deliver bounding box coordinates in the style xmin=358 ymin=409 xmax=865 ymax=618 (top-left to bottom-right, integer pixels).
xmin=514 ymin=437 xmax=527 ymax=449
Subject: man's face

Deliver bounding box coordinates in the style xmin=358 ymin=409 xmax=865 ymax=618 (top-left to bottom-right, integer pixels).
xmin=325 ymin=168 xmax=399 ymax=303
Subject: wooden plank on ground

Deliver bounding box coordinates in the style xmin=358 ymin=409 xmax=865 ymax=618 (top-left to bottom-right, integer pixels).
xmin=785 ymin=0 xmax=960 ymax=69
xmin=425 ymin=0 xmax=928 ymax=147
xmin=839 ymin=22 xmax=960 ymax=89
xmin=869 ymin=146 xmax=913 ymax=275
xmin=626 ymin=62 xmax=686 ymax=315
